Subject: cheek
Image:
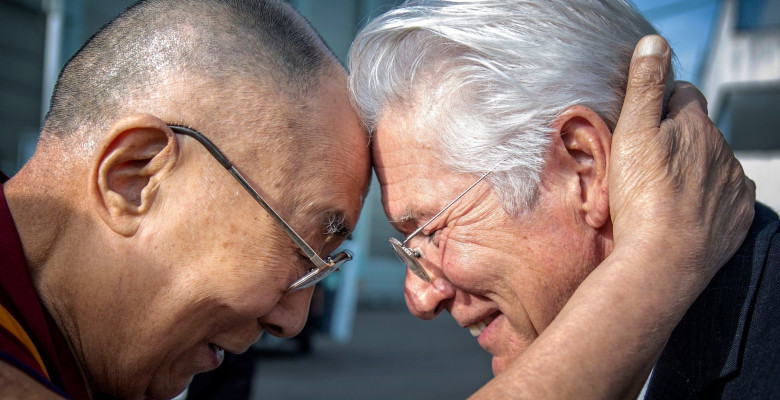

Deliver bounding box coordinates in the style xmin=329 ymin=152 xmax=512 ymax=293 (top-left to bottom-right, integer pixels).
xmin=519 ymin=239 xmax=599 ymax=330
xmin=201 ymin=235 xmax=302 ymax=307
xmin=438 ymin=236 xmax=502 ymax=291
xmin=487 ymin=317 xmax=537 ymax=376
xmin=143 ymin=341 xmax=212 ymax=399
xmin=184 ymin=265 xmax=289 ymax=324
xmin=85 ymin=310 xmax=198 ymax=398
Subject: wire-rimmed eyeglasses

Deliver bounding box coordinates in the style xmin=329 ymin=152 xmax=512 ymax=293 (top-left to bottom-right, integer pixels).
xmin=389 ymin=166 xmax=498 ymax=283
xmin=169 ymin=125 xmax=351 ymax=293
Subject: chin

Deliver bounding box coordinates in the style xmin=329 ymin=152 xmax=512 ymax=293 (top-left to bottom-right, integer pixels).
xmin=491 ymin=356 xmax=511 ymax=376
xmin=145 ymin=376 xmax=193 ymax=400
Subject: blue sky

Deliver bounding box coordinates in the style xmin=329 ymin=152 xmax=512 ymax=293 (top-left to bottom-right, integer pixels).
xmin=631 ymin=0 xmax=721 ymax=84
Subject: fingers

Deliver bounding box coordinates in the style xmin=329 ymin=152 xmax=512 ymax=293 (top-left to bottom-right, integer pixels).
xmin=746 ymin=176 xmax=757 ymax=199
xmin=666 ymin=81 xmax=709 ymax=119
xmin=614 ymin=35 xmax=672 ymax=138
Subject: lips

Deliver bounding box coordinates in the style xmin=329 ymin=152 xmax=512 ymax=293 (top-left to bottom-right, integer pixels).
xmin=208 ymin=343 xmax=225 ymax=365
xmin=208 ymin=337 xmax=256 ymax=356
xmin=465 ymin=312 xmax=500 ymax=337
xmin=468 ymin=320 xmax=489 ymax=337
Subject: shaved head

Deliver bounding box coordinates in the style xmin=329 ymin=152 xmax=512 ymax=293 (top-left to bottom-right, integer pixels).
xmin=43 ymin=0 xmax=340 ymax=153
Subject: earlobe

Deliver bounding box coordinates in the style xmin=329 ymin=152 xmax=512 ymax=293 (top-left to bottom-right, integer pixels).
xmin=555 ymin=106 xmax=612 ymax=229
xmin=93 ymin=114 xmax=178 ymax=236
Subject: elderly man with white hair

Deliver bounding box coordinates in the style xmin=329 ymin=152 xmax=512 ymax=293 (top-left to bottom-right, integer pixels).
xmin=349 ymin=0 xmax=777 ymax=398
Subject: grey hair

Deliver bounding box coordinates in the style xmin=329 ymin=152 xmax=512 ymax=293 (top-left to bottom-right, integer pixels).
xmin=349 ymin=0 xmax=673 ymax=215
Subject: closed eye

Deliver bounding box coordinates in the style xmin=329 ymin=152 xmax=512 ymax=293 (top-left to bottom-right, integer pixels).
xmin=426 ymin=229 xmax=441 ymax=245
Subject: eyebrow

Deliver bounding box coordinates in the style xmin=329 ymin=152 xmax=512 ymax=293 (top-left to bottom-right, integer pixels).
xmin=387 ymin=207 xmax=420 ymax=230
xmin=321 ymin=211 xmax=351 ymax=238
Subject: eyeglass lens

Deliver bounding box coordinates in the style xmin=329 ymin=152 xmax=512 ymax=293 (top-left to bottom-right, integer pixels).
xmin=389 ymin=237 xmax=431 ymax=282
xmin=287 ymin=251 xmax=353 ymax=292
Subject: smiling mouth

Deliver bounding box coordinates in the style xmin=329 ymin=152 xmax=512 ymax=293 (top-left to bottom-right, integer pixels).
xmin=467 ymin=313 xmax=499 ymax=337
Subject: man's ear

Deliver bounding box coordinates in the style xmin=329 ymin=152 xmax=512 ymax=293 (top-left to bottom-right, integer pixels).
xmin=92 ymin=114 xmax=179 ymax=236
xmin=553 ymin=105 xmax=612 ymax=229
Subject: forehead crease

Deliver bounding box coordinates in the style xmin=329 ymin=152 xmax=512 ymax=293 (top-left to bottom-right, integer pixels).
xmin=285 ymin=151 xmax=367 ymax=225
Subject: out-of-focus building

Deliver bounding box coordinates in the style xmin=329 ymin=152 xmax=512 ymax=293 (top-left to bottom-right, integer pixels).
xmin=0 ymin=0 xmax=137 ymax=173
xmin=698 ymin=0 xmax=780 ymax=212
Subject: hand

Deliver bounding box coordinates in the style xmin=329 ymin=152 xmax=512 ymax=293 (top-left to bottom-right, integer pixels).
xmin=470 ymin=35 xmax=757 ymax=400
xmin=609 ymin=35 xmax=756 ymax=286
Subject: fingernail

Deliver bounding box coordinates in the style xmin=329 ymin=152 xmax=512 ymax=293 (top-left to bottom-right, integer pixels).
xmin=637 ymin=36 xmax=665 ymax=57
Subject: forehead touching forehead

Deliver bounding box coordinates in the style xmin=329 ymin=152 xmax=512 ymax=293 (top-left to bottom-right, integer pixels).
xmin=287 ymin=70 xmax=371 ymax=230
xmin=209 ymin=68 xmax=370 ymax=237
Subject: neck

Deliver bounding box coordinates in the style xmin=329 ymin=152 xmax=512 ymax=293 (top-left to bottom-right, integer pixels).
xmin=3 ymin=165 xmax=95 ymax=397
xmin=598 ymin=217 xmax=616 ymax=261
xmin=5 ymin=179 xmax=63 ymax=278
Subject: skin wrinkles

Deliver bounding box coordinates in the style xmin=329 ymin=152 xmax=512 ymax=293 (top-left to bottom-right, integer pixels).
xmin=1 ymin=1 xmax=378 ymax=398
xmin=278 ymin=74 xmax=368 ymax=256
xmin=227 ymin=168 xmax=355 ymax=267
xmin=149 ymin=93 xmax=358 ymax=394
xmin=377 ymin=103 xmax=610 ymax=375
xmin=247 ymin=91 xmax=366 ymax=276
xmin=26 ymin=71 xmax=368 ymax=399
xmin=188 ymin=71 xmax=366 ymax=263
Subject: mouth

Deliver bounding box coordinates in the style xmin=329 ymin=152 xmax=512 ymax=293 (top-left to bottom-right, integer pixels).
xmin=467 ymin=312 xmax=500 ymax=337
xmin=209 ymin=343 xmax=225 ymax=360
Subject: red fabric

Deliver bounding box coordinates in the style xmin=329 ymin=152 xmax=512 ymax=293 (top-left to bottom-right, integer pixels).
xmin=0 ymin=326 xmax=45 ymax=377
xmin=0 ymin=174 xmax=90 ymax=399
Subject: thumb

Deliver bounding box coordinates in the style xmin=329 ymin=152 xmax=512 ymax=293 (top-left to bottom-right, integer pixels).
xmin=613 ymin=35 xmax=672 ymax=139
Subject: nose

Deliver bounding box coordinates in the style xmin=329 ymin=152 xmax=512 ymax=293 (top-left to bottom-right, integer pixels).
xmin=259 ymin=287 xmax=313 ymax=338
xmin=404 ymin=270 xmax=455 ymax=320
xmin=215 ymin=319 xmax=265 ymax=353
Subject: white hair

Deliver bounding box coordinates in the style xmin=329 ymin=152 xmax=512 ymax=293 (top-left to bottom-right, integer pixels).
xmin=349 ymin=0 xmax=673 ymax=214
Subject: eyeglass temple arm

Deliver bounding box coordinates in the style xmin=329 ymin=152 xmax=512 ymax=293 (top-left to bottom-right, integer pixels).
xmin=402 ymin=166 xmax=498 ymax=246
xmin=169 ymin=125 xmax=328 ymax=268
xmin=227 ymin=168 xmax=329 ymax=268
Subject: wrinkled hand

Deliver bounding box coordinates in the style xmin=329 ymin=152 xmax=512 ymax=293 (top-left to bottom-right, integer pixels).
xmin=609 ymin=35 xmax=756 ymax=284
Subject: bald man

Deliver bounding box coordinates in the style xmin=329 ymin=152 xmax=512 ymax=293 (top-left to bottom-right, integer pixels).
xmin=1 ymin=1 xmax=369 ymax=398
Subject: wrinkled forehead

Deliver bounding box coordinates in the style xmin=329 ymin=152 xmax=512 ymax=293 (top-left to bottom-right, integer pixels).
xmin=283 ymin=75 xmax=371 ymax=232
xmin=372 ymin=106 xmax=473 ymax=223
xmin=206 ymin=72 xmax=371 ymax=236
xmin=294 ymin=133 xmax=370 ymax=230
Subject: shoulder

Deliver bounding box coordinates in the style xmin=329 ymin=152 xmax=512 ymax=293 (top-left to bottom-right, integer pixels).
xmin=646 ymin=204 xmax=780 ymax=398
xmin=717 ymin=203 xmax=780 ymax=397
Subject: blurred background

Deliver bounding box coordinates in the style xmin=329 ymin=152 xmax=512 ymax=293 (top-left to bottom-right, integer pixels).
xmin=1 ymin=0 xmax=778 ymax=399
